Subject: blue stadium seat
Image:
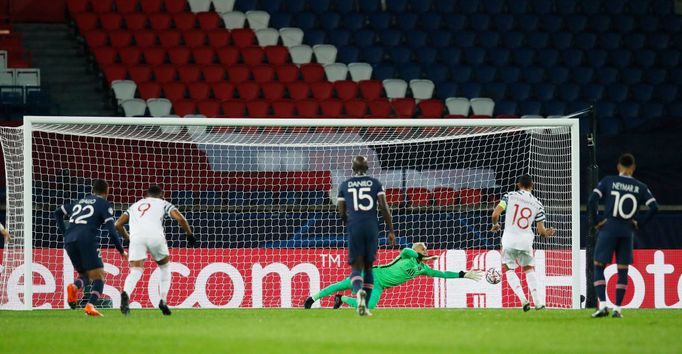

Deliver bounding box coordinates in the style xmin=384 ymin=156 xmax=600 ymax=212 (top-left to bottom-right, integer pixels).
xmin=398 ymin=63 xmax=421 ymax=81
xmin=521 ymin=67 xmax=544 ymax=84
xmin=409 ymin=0 xmax=432 ymax=13
xmin=533 ymin=83 xmax=555 ymax=101
xmin=269 ymin=13 xmax=291 ymax=28
xmin=530 ymin=0 xmax=552 ymax=14
xmin=434 ymin=0 xmax=455 ymax=12
xmin=360 ymin=47 xmax=384 ymax=64
xmin=450 ymin=64 xmax=473 ymax=83
xmin=368 ymin=12 xmax=392 ymax=30
xmin=482 ymin=0 xmax=504 ymax=14
xmin=498 ymin=66 xmax=521 ymax=83
xmin=598 ymin=33 xmax=622 ymax=50
xmin=305 ymin=30 xmax=326 ymax=45
xmin=647 ymin=33 xmax=670 ymax=50
xmin=619 ymin=102 xmax=641 ymax=130
xmin=632 ymin=83 xmax=654 ymax=101
xmin=495 ymin=100 xmax=517 ymax=115
xmin=652 ymin=0 xmax=673 ymax=15
xmin=596 ymin=67 xmax=619 ymax=84
xmin=634 ymin=49 xmax=656 ymax=67
xmin=425 ymin=63 xmax=448 ymax=81
xmin=589 ymin=15 xmax=611 ymax=33
xmin=406 ymin=31 xmax=428 ymax=48
xmin=454 ymin=31 xmax=476 ymax=48
xmin=546 ymin=67 xmax=569 ymax=84
xmin=395 ymin=13 xmax=418 ymax=30
xmin=233 ymin=0 xmax=257 ymax=11
xmin=621 ymin=68 xmax=643 ymax=85
xmin=353 ymin=29 xmax=375 ymax=47
xmin=199 ymin=190 xmax=223 ymax=206
xmin=319 ymin=12 xmax=341 ymax=31
xmin=609 ymin=49 xmax=632 ymax=68
xmin=285 ymin=0 xmax=305 ymax=12
xmin=582 ymin=83 xmax=604 ymax=100
xmin=469 ymin=14 xmax=491 ymax=31
xmin=640 ymin=102 xmax=664 ymax=123
xmin=435 ymin=82 xmax=457 ymax=99
xmin=459 ymin=82 xmax=482 ymax=98
xmin=509 ymin=82 xmax=531 ymax=101
xmin=336 ymin=45 xmax=359 ymax=63
xmin=342 ymin=13 xmax=365 ymax=31
xmin=359 ymin=0 xmax=381 ymax=12
xmin=299 ymin=190 xmax=328 ymax=205
xmin=606 ymin=83 xmax=629 ymax=102
xmin=585 ymin=49 xmax=608 ymax=67
xmin=309 ymin=0 xmax=331 ymax=13
xmin=597 ymin=117 xmax=621 ymax=136
xmin=463 ymin=47 xmax=486 ymax=65
xmin=539 ymin=15 xmax=563 ymax=32
xmin=671 ymin=68 xmax=682 ymax=85
xmin=489 ymin=48 xmax=511 ymax=66
xmin=519 ymin=100 xmax=542 ymax=116
xmin=555 ymin=0 xmax=577 ymax=14
xmin=544 ymin=101 xmax=567 ymax=116
xmin=639 ymin=16 xmax=659 ymax=32
xmin=248 ymin=191 xmax=275 ymax=205
xmin=429 ymin=30 xmax=452 ymax=48
xmin=438 ymin=47 xmax=461 ymax=66
xmin=516 ymin=14 xmax=539 ymax=31
xmin=332 ymin=0 xmax=354 ymax=13
xmin=456 ymin=0 xmax=479 ymax=14
xmin=501 ymin=31 xmax=524 ymax=49
xmin=511 ymin=48 xmax=535 ymax=67
xmin=612 ymin=15 xmax=635 ymax=32
xmin=420 ymin=12 xmax=443 ymax=31
xmin=389 ymin=46 xmax=412 ymax=64
xmin=484 ymin=82 xmax=507 ymax=101
xmin=558 ymin=82 xmax=581 ymax=101
xmin=661 ymin=14 xmax=682 ymax=32
xmin=579 ymin=0 xmax=600 ymax=15
xmin=259 ymin=0 xmax=283 ymax=13
xmin=571 ymin=67 xmax=594 ymax=85
xmin=328 ymin=29 xmax=351 ymax=46
xmin=386 ymin=0 xmax=408 ymax=12
xmin=643 ymin=68 xmax=667 ymax=85
xmin=527 ymin=32 xmax=549 ymax=49
xmin=658 ymin=49 xmax=680 ymax=67
xmin=536 ymin=48 xmax=559 ymax=67
xmin=278 ymin=190 xmax=298 ymax=205
xmin=667 ymin=102 xmax=682 ymax=119
xmin=492 ymin=14 xmax=514 ymax=31
xmin=565 ymin=14 xmax=588 ymax=32
xmin=561 ymin=49 xmax=583 ymax=67
xmin=623 ymin=33 xmax=646 ymax=51
xmin=653 ymin=83 xmax=678 ymax=103
xmin=415 ymin=47 xmax=437 ymax=65
xmin=378 ymin=29 xmax=402 ymax=47
xmin=372 ymin=63 xmax=395 ymax=80
xmin=478 ymin=31 xmax=500 ymax=49
xmin=293 ymin=12 xmax=317 ymax=30
xmin=507 ymin=0 xmax=530 ymax=14
xmin=575 ymin=32 xmax=597 ymax=50
xmin=445 ymin=14 xmax=468 ymax=31
xmin=550 ymin=32 xmax=573 ymax=50
xmin=474 ymin=65 xmax=497 ymax=83
xmin=604 ymin=0 xmax=626 ymax=13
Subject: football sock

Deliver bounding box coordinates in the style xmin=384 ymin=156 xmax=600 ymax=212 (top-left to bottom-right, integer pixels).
xmin=74 ymin=275 xmax=89 ymax=290
xmin=593 ymin=264 xmax=607 ymax=309
xmin=124 ymin=267 xmax=144 ymax=296
xmin=615 ymin=267 xmax=629 ymax=307
xmin=159 ymin=263 xmax=171 ymax=303
xmin=350 ymin=269 xmax=363 ymax=294
xmin=88 ymin=279 xmax=104 ymax=305
xmin=362 ymin=266 xmax=373 ymax=305
xmin=505 ymin=270 xmax=528 ymax=304
xmin=525 ymin=270 xmax=541 ymax=306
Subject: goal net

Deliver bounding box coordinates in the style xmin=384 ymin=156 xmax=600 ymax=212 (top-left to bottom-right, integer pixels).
xmin=0 ymin=117 xmax=580 ymax=310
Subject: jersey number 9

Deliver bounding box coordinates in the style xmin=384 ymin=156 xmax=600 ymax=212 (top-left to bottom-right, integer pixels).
xmin=610 ymin=191 xmax=638 ymax=219
xmin=69 ymin=205 xmax=94 ymax=225
xmin=348 ymin=187 xmax=374 ymax=211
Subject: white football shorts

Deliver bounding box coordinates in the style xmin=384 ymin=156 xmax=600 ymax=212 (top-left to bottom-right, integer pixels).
xmin=128 ymin=236 xmax=169 ymax=262
xmin=502 ymin=248 xmax=535 ymax=270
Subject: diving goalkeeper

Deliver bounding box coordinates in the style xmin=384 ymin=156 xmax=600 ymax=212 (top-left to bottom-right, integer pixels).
xmin=304 ymin=242 xmax=483 ymax=309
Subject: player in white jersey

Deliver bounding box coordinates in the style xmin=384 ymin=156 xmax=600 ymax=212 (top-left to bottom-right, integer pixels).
xmin=115 ymin=185 xmax=195 ymax=316
xmin=490 ymin=175 xmax=555 ymax=311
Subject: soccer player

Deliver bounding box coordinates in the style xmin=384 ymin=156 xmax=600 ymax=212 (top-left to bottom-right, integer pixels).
xmin=589 ymin=153 xmax=658 ymax=318
xmin=304 ymin=242 xmax=483 ymax=309
xmin=491 ymin=174 xmax=555 ymax=312
xmin=115 ymin=185 xmax=195 ymax=316
xmin=336 ymin=155 xmax=395 ymax=316
xmin=54 ymin=179 xmax=127 ymax=317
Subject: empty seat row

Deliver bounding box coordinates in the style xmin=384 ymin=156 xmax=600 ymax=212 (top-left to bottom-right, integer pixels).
xmin=74 ymin=11 xmax=223 ymax=31
xmin=84 ymin=27 xmax=284 ymax=48
xmin=383 ymin=187 xmax=484 ymax=207
xmin=0 ymin=68 xmax=41 ymax=86
xmin=68 ymin=0 xmax=238 ymax=15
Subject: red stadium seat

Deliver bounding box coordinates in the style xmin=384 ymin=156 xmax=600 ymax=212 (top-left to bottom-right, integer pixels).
xmin=392 ymin=98 xmax=416 ymax=118
xmin=459 ymin=188 xmax=482 ymax=205
xmin=231 ymin=28 xmax=255 ymax=47
xmin=251 ymin=64 xmax=275 ymax=83
xmin=197 ymin=99 xmax=220 ymax=117
xmin=217 ymin=47 xmax=239 ymax=65
xmin=168 ymin=46 xmax=191 ymax=65
xmin=173 ymin=99 xmax=196 ymax=116
xmin=320 ymin=98 xmax=343 ymax=117
xmin=123 ymin=13 xmax=148 ymax=31
xmin=211 ymin=82 xmax=235 ymax=100
xmin=262 ymin=81 xmax=285 ymax=100
xmin=92 ymin=0 xmax=113 ymax=13
xmin=84 ymin=30 xmax=108 ymax=48
xmin=119 ymin=46 xmax=142 ymax=65
xmin=197 ymin=12 xmax=220 ymax=30
xmin=367 ymin=98 xmax=392 ymax=117
xmin=100 ymin=13 xmax=123 ymax=31
xmin=272 ymin=99 xmax=296 ymax=117
xmin=103 ymin=64 xmax=128 ymax=82
xmin=202 ymin=64 xmax=225 ymax=83
xmin=75 ymin=13 xmax=98 ymax=32
xmin=241 ymin=46 xmax=265 ymax=66
xmin=138 ymin=81 xmax=162 ymax=100
xmin=143 ymin=46 xmax=166 ymax=65
xmin=433 ymin=187 xmax=458 ymax=206
xmin=358 ymin=80 xmax=383 ymax=100
xmin=385 ymin=188 xmax=403 ymax=206
xmin=237 ymin=81 xmax=260 ymax=100
xmin=163 ymin=0 xmax=187 ymax=13
xmin=275 ymin=64 xmax=299 ymax=83
xmin=182 ymin=29 xmax=206 ymax=47
xmin=286 ymin=81 xmax=310 ymax=100
xmin=227 ymin=65 xmax=251 ymax=83
xmin=152 ymin=64 xmax=177 ymax=83
xmin=114 ymin=0 xmax=138 ymax=14
xmin=221 ymin=99 xmax=246 ymax=117
xmin=246 ymin=99 xmax=270 ymax=117
xmin=295 ymin=99 xmax=319 ymax=117
xmin=67 ymin=0 xmax=89 ymax=14
xmin=418 ymin=99 xmax=445 ymax=118
xmin=188 ymin=81 xmax=210 ymax=100
xmin=310 ymin=81 xmax=333 ymax=100
xmin=207 ymin=29 xmax=231 ymax=47
xmin=333 ymin=80 xmax=358 ymax=100
xmin=140 ymin=0 xmax=162 ymax=13
xmin=264 ymin=45 xmax=289 ymax=65
xmin=344 ymin=99 xmax=367 ymax=118
xmin=178 ymin=64 xmax=201 ymax=81
xmin=94 ymin=47 xmax=117 ymax=66
xmin=407 ymin=187 xmax=432 ymax=206
xmin=162 ymin=82 xmax=186 ymax=100
xmin=134 ymin=30 xmax=157 ymax=48
xmin=128 ymin=64 xmax=152 ymax=82
xmin=300 ymin=63 xmax=325 ymax=83
xmin=149 ymin=13 xmax=172 ymax=30
xmin=173 ymin=13 xmax=197 ymax=31
xmin=158 ymin=29 xmax=183 ymax=48
xmin=191 ymin=46 xmax=215 ymax=65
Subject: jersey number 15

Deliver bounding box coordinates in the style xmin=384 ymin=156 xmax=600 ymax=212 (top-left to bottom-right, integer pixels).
xmin=348 ymin=187 xmax=374 ymax=211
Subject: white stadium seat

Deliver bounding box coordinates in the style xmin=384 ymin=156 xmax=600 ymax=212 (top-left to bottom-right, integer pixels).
xmin=111 ymin=80 xmax=137 ymax=103
xmin=15 ymin=69 xmax=41 ymax=87
xmin=255 ymin=28 xmax=280 ymax=46
xmin=521 ymin=114 xmax=544 ymax=119
xmin=0 ymin=50 xmax=7 ymax=70
xmin=188 ymin=0 xmax=212 ymax=12
xmin=0 ymin=69 xmax=16 ymax=86
xmin=470 ymin=97 xmax=495 ymax=117
xmin=324 ymin=63 xmax=348 ymax=82
xmin=212 ymin=0 xmax=235 ymax=13
xmin=409 ymin=79 xmax=435 ymax=100
xmin=221 ymin=11 xmax=246 ymax=30
xmin=279 ymin=27 xmax=303 ymax=47
xmin=289 ymin=44 xmax=313 ymax=65
xmin=547 ymin=115 xmax=566 ymax=119
xmin=313 ymin=44 xmax=337 ymax=65
xmin=121 ymin=98 xmax=147 ymax=117
xmin=147 ymin=98 xmax=173 ymax=117
xmin=347 ymin=62 xmax=372 ymax=82
xmin=246 ymin=11 xmax=270 ymax=30
xmin=445 ymin=97 xmax=471 ymax=117
xmin=382 ymin=79 xmax=408 ymax=99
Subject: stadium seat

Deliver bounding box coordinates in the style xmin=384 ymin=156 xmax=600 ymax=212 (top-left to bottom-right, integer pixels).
xmin=111 ymin=80 xmax=137 ymax=103
xmin=347 ymin=63 xmax=372 ymax=82
xmin=494 ymin=100 xmax=517 ymax=117
xmin=435 ymin=82 xmax=457 ymax=99
xmin=211 ymin=82 xmax=235 ymax=100
xmin=333 ymin=80 xmax=358 ymax=100
xmin=222 ymin=11 xmax=246 ymax=30
xmin=459 ymin=188 xmax=482 ymax=205
xmin=358 ymin=80 xmax=383 ymax=100
xmin=279 ymin=27 xmax=303 ymax=47
xmin=367 ymin=98 xmax=392 ymax=118
xmin=445 ymin=97 xmax=470 ymax=117
xmin=246 ymin=99 xmax=270 ymax=117
xmin=236 ymin=81 xmax=260 ymax=100
xmin=275 ymin=64 xmax=299 ymax=83
xmin=241 ymin=46 xmax=264 ymax=65
xmin=200 ymin=64 xmax=225 ymax=83
xmin=197 ymin=99 xmax=220 ymax=117
xmin=172 ymin=13 xmax=196 ymax=31
xmin=262 ymin=81 xmax=285 ymax=100
xmin=470 ymin=98 xmax=494 ymax=118
xmin=310 ymin=81 xmax=333 ymax=100
xmin=251 ymin=65 xmax=274 ymax=83
xmin=254 ymin=28 xmax=279 ymax=46
xmin=533 ymin=83 xmax=555 ymax=102
xmin=343 ymin=99 xmax=367 ymax=118
xmin=304 ymin=30 xmax=326 ymax=45
xmin=188 ymin=0 xmax=211 ymax=12
xmin=246 ymin=10 xmax=270 ymax=30
xmin=103 ymin=64 xmax=127 ymax=82
xmin=300 ymin=63 xmax=325 ymax=82
xmin=323 ymin=63 xmax=348 ymax=82
xmin=221 ymin=99 xmax=246 ymax=117
xmin=410 ymin=80 xmax=434 ymax=100
xmin=286 ymin=81 xmax=310 ymax=100
xmin=360 ymin=47 xmax=384 ymax=65
xmin=147 ymin=98 xmax=172 ymax=116
xmin=407 ymin=187 xmax=432 ymax=206
xmin=119 ymin=46 xmax=142 ymax=65
xmin=383 ymin=79 xmax=408 ymax=99
xmin=188 ymin=81 xmax=210 ymax=101
xmin=167 ymin=46 xmax=190 ymax=65
xmin=126 ymin=64 xmax=150 ymax=82
xmin=289 ymin=45 xmax=313 ymax=65
xmin=313 ymin=44 xmax=337 ymax=65
xmin=392 ymin=98 xmax=416 ymax=117
xmin=509 ymin=82 xmax=531 ymax=101
xmin=231 ymin=28 xmax=255 ymax=47
xmin=432 ymin=187 xmax=457 ymax=206
xmin=121 ymin=98 xmax=147 ymax=116
xmin=271 ymin=99 xmax=295 ymax=117
xmin=215 ymin=47 xmax=238 ymax=65
xmin=295 ymin=99 xmax=319 ymax=117
xmin=137 ymin=81 xmax=161 ymax=100
xmin=213 ymin=0 xmax=236 ymax=12
xmin=417 ymin=99 xmax=444 ymax=118
xmin=383 ymin=188 xmax=403 ymax=206
xmin=177 ymin=64 xmax=200 ymax=82
xmin=109 ymin=30 xmax=132 ymax=48
xmin=425 ymin=64 xmax=449 ymax=83
xmin=319 ymin=98 xmax=343 ymax=117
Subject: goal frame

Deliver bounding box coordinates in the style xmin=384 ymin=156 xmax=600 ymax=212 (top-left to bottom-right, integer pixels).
xmin=17 ymin=116 xmax=581 ymax=310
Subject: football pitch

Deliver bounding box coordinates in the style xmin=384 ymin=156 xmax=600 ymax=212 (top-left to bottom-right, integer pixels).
xmin=1 ymin=309 xmax=680 ymax=354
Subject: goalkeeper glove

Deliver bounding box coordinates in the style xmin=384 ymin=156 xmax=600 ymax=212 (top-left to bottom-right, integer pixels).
xmin=186 ymin=234 xmax=198 ymax=246
xmin=463 ymin=270 xmax=484 ymax=281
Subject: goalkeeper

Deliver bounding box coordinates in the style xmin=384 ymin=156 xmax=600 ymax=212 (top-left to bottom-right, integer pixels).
xmin=304 ymin=242 xmax=483 ymax=309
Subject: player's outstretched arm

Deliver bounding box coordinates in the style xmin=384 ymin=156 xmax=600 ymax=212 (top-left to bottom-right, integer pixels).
xmin=378 ymin=194 xmax=395 ymax=246
xmin=115 ymin=213 xmax=130 ymax=241
xmin=490 ymin=204 xmax=505 ymax=232
xmin=423 ymin=264 xmax=483 ymax=281
xmin=536 ymin=221 xmax=555 ymax=237
xmin=170 ymin=209 xmax=196 ymax=245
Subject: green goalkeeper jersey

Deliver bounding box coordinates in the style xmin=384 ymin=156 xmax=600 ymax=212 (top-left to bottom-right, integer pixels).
xmin=373 ymin=248 xmax=463 ymax=288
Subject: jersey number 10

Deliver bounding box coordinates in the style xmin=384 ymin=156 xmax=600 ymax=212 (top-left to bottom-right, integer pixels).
xmin=610 ymin=191 xmax=638 ymax=219
xmin=348 ymin=187 xmax=374 ymax=211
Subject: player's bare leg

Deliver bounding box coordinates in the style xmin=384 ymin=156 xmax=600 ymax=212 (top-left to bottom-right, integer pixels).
xmin=591 ymin=260 xmax=610 ymax=318
xmin=67 ymin=271 xmax=89 ymax=309
xmin=503 ymin=264 xmax=530 ymax=312
xmin=523 ymin=265 xmax=544 ymax=310
xmin=121 ymin=259 xmax=144 ymax=316
xmin=84 ymin=268 xmax=105 ymax=317
xmin=156 ymin=256 xmax=172 ymax=316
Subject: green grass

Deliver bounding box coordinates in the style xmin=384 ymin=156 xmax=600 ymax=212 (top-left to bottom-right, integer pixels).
xmin=1 ymin=308 xmax=680 ymax=354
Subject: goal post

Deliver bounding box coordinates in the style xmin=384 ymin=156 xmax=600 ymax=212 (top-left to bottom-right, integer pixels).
xmin=1 ymin=116 xmax=581 ymax=310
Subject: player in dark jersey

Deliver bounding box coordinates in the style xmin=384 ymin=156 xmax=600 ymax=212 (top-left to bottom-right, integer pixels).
xmin=589 ymin=154 xmax=658 ymax=318
xmin=336 ymin=156 xmax=395 ymax=316
xmin=54 ymin=179 xmax=127 ymax=316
